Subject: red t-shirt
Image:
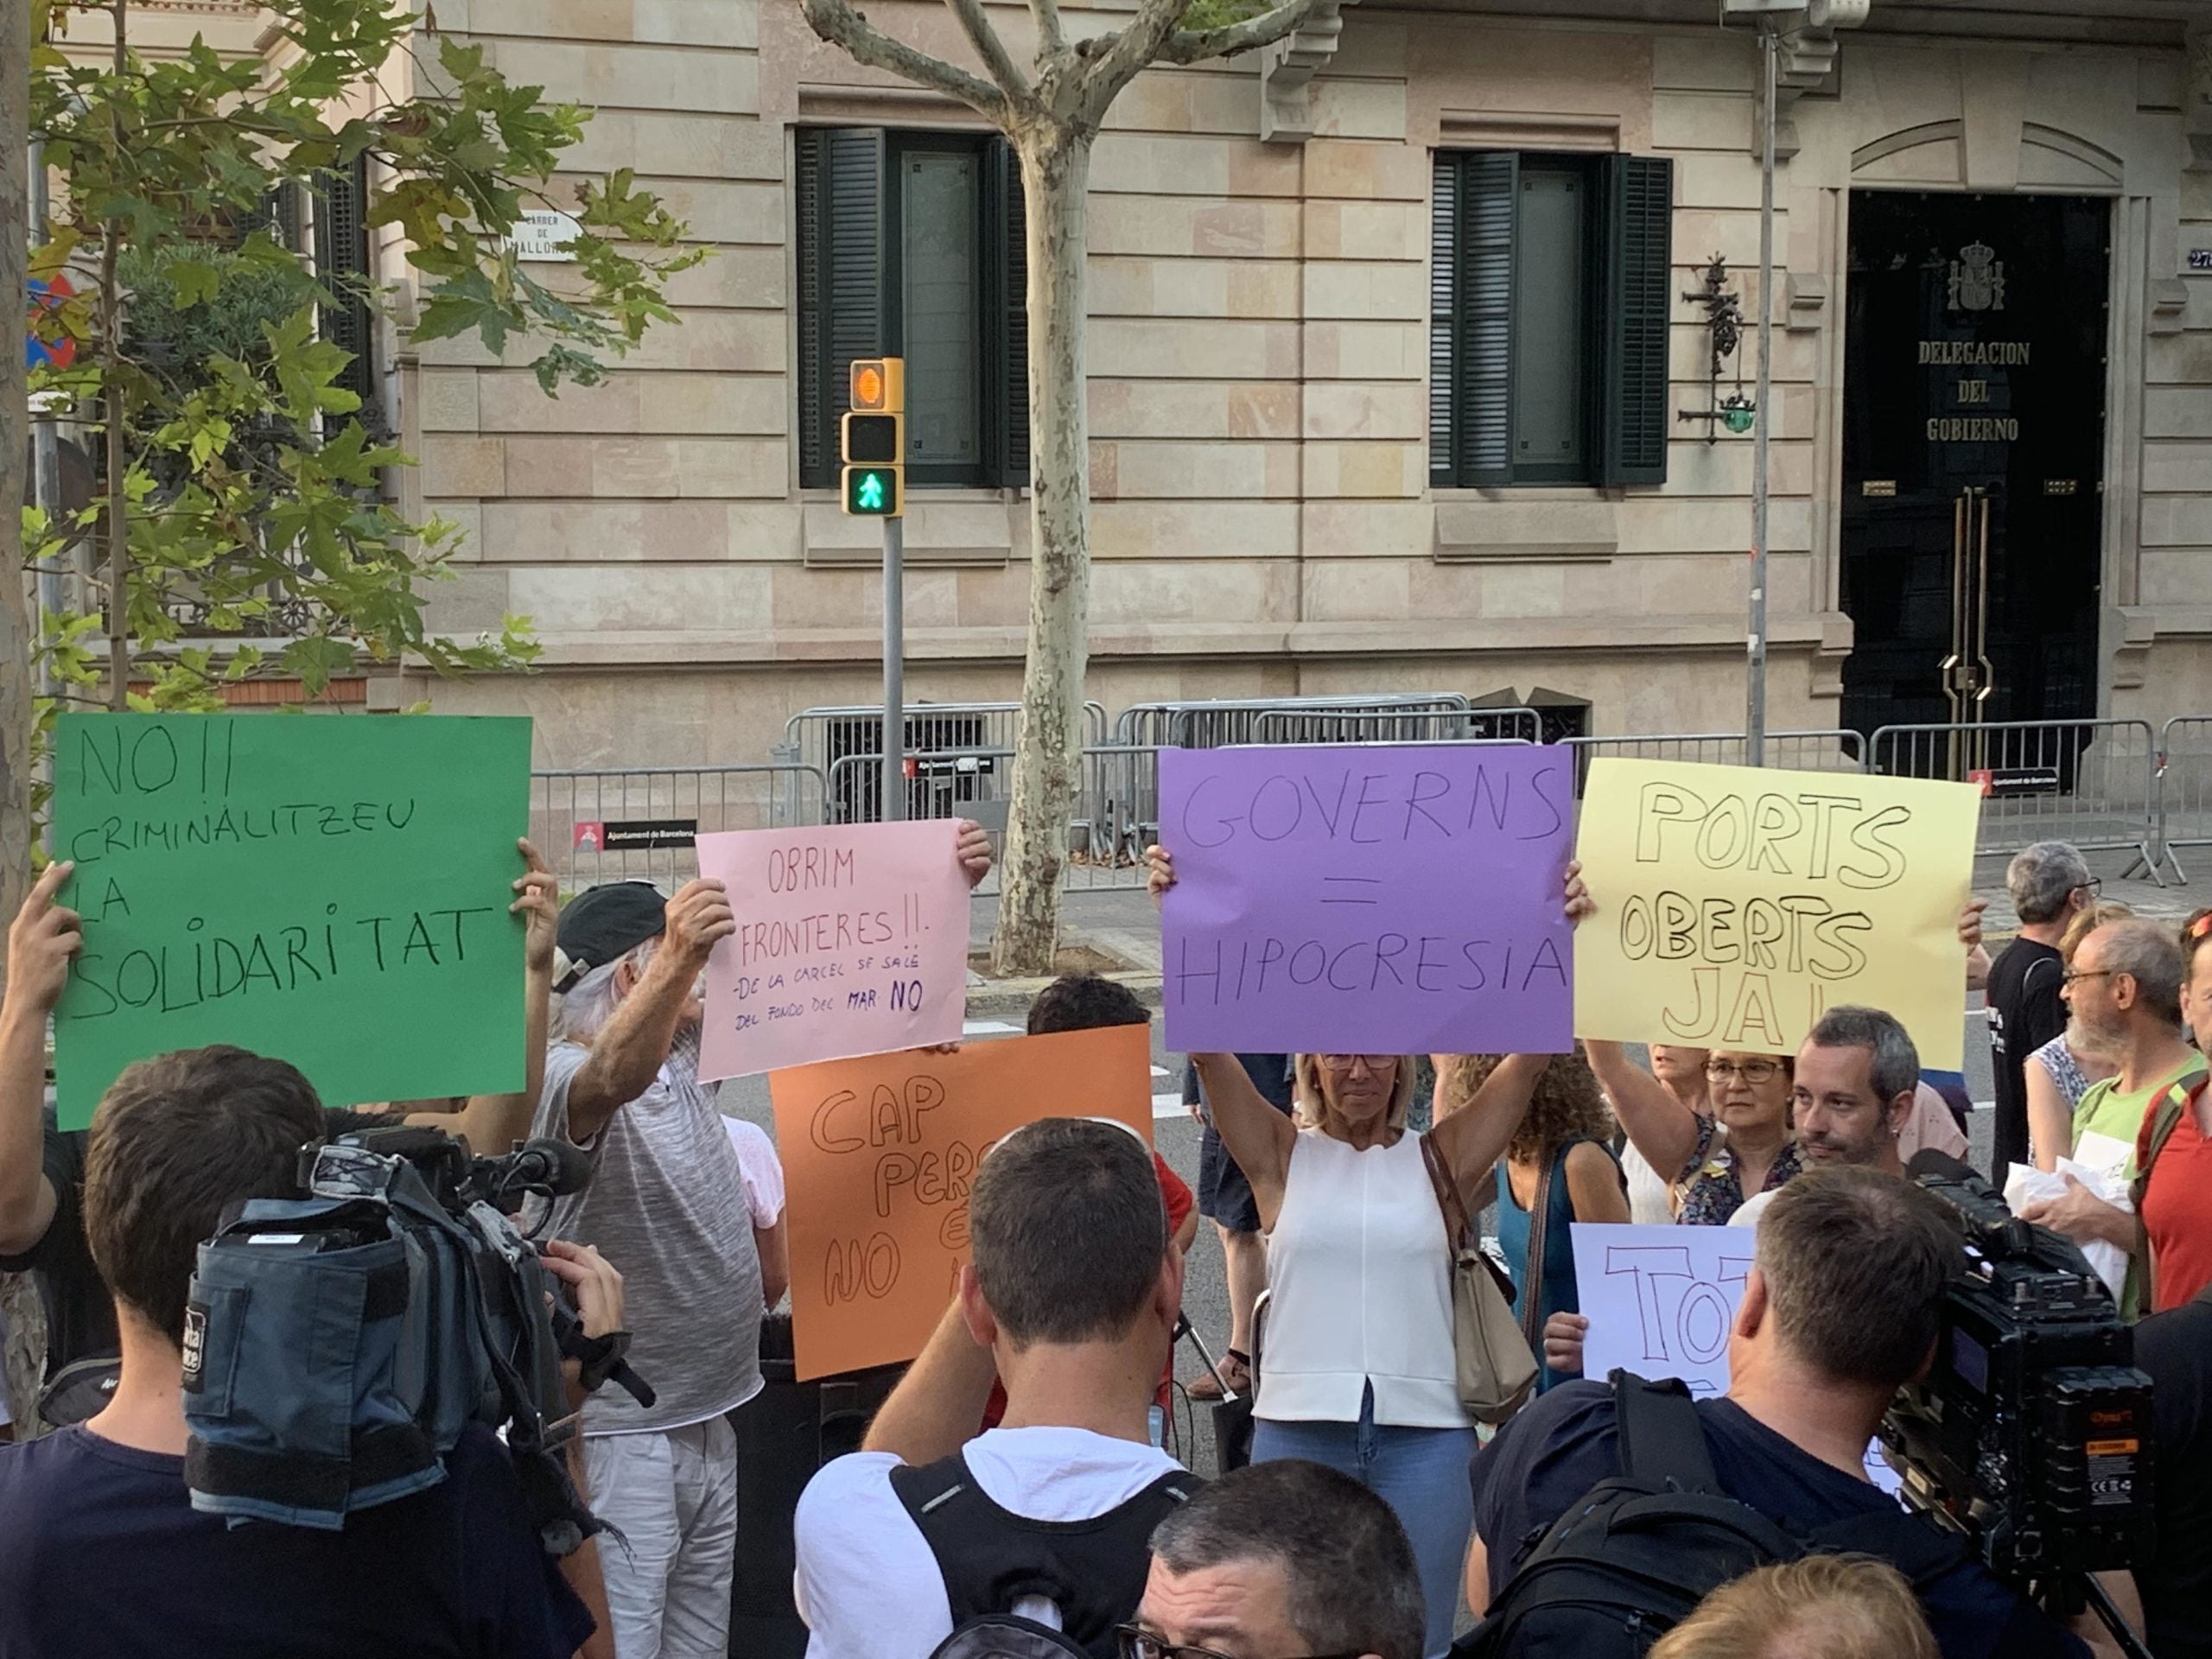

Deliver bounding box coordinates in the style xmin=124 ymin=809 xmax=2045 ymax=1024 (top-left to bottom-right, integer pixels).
xmin=2140 ymin=1088 xmax=2212 ymax=1313
xmin=980 ymin=1153 xmax=1192 ymax=1429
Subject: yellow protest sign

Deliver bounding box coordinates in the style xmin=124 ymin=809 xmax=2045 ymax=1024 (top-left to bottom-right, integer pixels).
xmin=1573 ymin=759 xmax=1980 ymax=1069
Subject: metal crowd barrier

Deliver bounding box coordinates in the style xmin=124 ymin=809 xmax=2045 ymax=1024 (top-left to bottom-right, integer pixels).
xmin=1248 ymin=706 xmax=1544 ymax=745
xmin=2154 ymin=716 xmax=2212 ymax=883
xmin=782 ymin=701 xmax=1107 ymax=827
xmin=533 ymin=763 xmax=828 ymax=891
xmin=1560 ymin=729 xmax=1866 ymax=794
xmin=1115 ymin=693 xmax=1471 ymax=750
xmin=1866 ymin=719 xmax=2162 ymax=882
xmin=823 ymin=745 xmax=1162 ymax=892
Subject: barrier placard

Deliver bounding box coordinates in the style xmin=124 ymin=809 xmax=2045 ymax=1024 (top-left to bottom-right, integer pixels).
xmin=1573 ymin=759 xmax=1980 ymax=1069
xmin=770 ymin=1026 xmax=1154 ymax=1380
xmin=52 ymin=714 xmax=531 ymax=1126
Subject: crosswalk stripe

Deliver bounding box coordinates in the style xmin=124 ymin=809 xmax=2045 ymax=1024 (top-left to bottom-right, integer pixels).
xmin=961 ymin=1019 xmax=1020 ymax=1036
xmin=1153 ymin=1092 xmax=1185 ymax=1120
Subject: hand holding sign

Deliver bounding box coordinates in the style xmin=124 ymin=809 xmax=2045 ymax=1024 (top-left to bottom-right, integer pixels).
xmin=1573 ymin=759 xmax=1980 ymax=1069
xmin=1571 ymin=1221 xmax=1754 ymax=1397
xmin=1157 ymin=745 xmax=1577 ymax=1057
xmin=696 ymin=820 xmax=969 ymax=1080
xmin=52 ymin=714 xmax=531 ymax=1125
xmin=770 ymin=1026 xmax=1154 ymax=1379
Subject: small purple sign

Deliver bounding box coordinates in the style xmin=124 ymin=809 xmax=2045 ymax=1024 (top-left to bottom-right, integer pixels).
xmin=1160 ymin=745 xmax=1575 ymax=1057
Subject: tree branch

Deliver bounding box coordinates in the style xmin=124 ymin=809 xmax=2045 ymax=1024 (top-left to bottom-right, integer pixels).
xmin=1159 ymin=0 xmax=1336 ymax=65
xmin=1027 ymin=0 xmax=1065 ymax=58
xmin=798 ymin=0 xmax=1011 ymax=123
xmin=1075 ymin=0 xmax=1192 ymax=124
xmin=943 ymin=0 xmax=1031 ymax=105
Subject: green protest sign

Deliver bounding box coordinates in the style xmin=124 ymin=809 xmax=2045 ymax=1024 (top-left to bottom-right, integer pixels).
xmin=52 ymin=714 xmax=533 ymax=1128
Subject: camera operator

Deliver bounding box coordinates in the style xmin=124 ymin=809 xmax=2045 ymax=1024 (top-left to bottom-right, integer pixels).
xmin=1467 ymin=1168 xmax=2087 ymax=1659
xmin=0 ymin=1045 xmax=598 ymax=1658
xmin=0 ymin=847 xmax=559 ymax=1427
xmin=2127 ymin=1287 xmax=2212 ymax=1656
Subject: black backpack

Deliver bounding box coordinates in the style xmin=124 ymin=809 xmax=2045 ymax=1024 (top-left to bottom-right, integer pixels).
xmin=1454 ymin=1373 xmax=1968 ymax=1659
xmin=889 ymin=1452 xmax=1201 ymax=1659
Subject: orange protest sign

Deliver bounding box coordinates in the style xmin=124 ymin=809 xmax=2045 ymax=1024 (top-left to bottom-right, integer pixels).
xmin=769 ymin=1025 xmax=1155 ymax=1381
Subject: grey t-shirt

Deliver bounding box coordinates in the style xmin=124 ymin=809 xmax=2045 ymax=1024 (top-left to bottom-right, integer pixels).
xmin=535 ymin=1027 xmax=763 ymax=1434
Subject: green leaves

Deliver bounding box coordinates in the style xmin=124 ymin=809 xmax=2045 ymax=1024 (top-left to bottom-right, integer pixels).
xmin=28 ymin=0 xmax=691 ymax=750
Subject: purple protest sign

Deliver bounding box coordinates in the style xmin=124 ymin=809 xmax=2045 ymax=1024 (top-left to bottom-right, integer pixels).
xmin=1159 ymin=745 xmax=1575 ymax=1056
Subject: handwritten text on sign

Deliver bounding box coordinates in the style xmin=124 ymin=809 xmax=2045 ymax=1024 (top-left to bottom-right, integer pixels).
xmin=769 ymin=1026 xmax=1154 ymax=1380
xmin=1159 ymin=745 xmax=1575 ymax=1056
xmin=1572 ymin=759 xmax=1980 ymax=1070
xmin=696 ymin=819 xmax=968 ymax=1080
xmin=1571 ymin=1222 xmax=1753 ymax=1398
xmin=53 ymin=714 xmax=531 ymax=1128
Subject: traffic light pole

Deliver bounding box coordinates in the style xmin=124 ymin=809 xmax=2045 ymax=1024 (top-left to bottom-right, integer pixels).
xmin=881 ymin=516 xmax=905 ymax=822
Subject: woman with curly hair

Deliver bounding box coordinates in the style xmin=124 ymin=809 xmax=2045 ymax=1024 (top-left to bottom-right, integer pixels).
xmin=1441 ymin=1051 xmax=1628 ymax=1392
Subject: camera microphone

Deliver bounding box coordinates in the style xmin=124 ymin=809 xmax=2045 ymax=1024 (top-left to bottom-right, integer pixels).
xmin=504 ymin=1137 xmax=595 ymax=1198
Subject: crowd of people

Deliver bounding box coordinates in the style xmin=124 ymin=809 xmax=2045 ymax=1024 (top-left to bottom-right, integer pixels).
xmin=0 ymin=823 xmax=2209 ymax=1659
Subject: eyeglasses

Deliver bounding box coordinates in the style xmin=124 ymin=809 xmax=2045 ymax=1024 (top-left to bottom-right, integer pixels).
xmin=2062 ymin=969 xmax=2118 ymax=987
xmin=1318 ymin=1055 xmax=1395 ymax=1072
xmin=2074 ymin=878 xmax=2104 ymax=898
xmin=1704 ymin=1059 xmax=1783 ymax=1084
xmin=1116 ymin=1627 xmax=1363 ymax=1659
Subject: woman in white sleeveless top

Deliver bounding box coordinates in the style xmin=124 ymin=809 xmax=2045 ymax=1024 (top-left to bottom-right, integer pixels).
xmin=1154 ymin=849 xmax=1584 ymax=1658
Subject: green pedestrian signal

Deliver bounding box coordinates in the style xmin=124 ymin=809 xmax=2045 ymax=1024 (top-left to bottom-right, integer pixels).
xmin=842 ymin=464 xmax=900 ymax=518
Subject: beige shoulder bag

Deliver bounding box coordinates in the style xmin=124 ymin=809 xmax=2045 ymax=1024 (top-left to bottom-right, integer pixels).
xmin=1421 ymin=1132 xmax=1538 ymax=1425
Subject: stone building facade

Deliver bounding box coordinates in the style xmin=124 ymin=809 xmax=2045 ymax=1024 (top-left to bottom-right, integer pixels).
xmin=126 ymin=0 xmax=2212 ymax=772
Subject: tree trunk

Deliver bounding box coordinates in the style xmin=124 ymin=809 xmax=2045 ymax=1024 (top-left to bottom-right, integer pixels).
xmin=991 ymin=129 xmax=1090 ymax=978
xmin=0 ymin=0 xmax=46 ymax=1436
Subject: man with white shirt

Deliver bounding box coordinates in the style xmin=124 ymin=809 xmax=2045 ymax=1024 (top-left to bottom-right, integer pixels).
xmin=793 ymin=1116 xmax=1197 ymax=1659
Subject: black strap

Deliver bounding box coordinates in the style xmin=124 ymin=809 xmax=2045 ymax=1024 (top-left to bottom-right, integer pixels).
xmin=1610 ymin=1371 xmax=1721 ymax=1495
xmin=891 ymin=1453 xmax=1198 ymax=1659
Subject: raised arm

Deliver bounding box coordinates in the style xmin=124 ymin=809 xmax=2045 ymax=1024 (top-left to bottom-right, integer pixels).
xmin=565 ymin=879 xmax=734 ymax=1142
xmin=1190 ymin=1052 xmax=1298 ymax=1228
xmin=862 ymin=1295 xmax=1000 ymax=1464
xmin=0 ymin=865 xmax=77 ymax=1255
xmin=409 ymin=840 xmax=556 ymax=1152
xmin=1426 ymin=1053 xmax=1543 ymax=1194
xmin=1585 ymin=1040 xmax=1706 ymax=1183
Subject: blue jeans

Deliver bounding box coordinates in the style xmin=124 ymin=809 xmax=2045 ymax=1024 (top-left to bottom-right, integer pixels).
xmin=1250 ymin=1388 xmax=1478 ymax=1659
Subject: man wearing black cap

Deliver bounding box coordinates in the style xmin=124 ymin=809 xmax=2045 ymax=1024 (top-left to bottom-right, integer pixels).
xmin=537 ymin=825 xmax=991 ymax=1659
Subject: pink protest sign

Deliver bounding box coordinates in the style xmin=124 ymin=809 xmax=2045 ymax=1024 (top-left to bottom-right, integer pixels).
xmin=696 ymin=820 xmax=969 ymax=1080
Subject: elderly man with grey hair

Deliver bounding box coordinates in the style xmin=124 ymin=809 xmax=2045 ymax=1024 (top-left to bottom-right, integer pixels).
xmin=2019 ymin=918 xmax=2205 ymax=1277
xmin=1986 ymin=841 xmax=2098 ymax=1174
xmin=537 ymin=828 xmax=993 ymax=1659
xmin=1131 ymin=1460 xmax=1427 ymax=1659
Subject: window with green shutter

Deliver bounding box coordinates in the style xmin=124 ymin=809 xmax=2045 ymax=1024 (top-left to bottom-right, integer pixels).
xmin=1429 ymin=149 xmax=1674 ymax=489
xmin=309 ymin=156 xmax=378 ymax=423
xmin=795 ymin=127 xmax=1028 ymax=492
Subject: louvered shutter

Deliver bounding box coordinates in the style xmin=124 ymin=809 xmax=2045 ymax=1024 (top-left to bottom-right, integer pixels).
xmin=985 ymin=139 xmax=1030 ymax=491
xmin=1455 ymin=152 xmax=1517 ymax=487
xmin=1428 ymin=154 xmax=1457 ymax=486
xmin=312 ymin=156 xmax=376 ymax=414
xmin=1599 ymin=154 xmax=1674 ymax=486
xmin=795 ymin=129 xmax=886 ymax=490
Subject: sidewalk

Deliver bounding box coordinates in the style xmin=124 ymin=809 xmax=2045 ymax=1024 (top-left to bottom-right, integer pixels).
xmin=966 ymin=859 xmax=2206 ymax=1005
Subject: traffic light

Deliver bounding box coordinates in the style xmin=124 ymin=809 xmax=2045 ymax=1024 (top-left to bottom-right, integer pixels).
xmin=843 ymin=466 xmax=899 ymax=517
xmin=842 ymin=357 xmax=904 ymax=517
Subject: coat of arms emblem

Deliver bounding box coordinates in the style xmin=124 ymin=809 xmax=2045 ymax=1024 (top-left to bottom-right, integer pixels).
xmin=1948 ymin=240 xmax=2005 ymax=312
